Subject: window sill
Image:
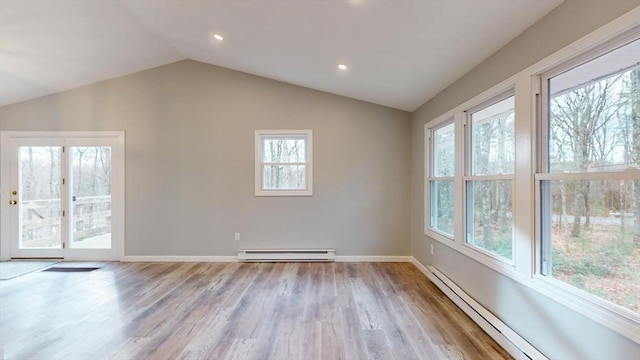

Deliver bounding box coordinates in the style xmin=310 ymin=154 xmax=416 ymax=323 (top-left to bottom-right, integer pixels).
xmin=425 ymin=232 xmax=640 ymax=344
xmin=529 ymin=275 xmax=640 ymax=343
xmin=255 ymin=189 xmax=313 ymax=197
xmin=425 ymin=228 xmax=454 ymax=243
xmin=426 ymin=229 xmax=516 ymax=270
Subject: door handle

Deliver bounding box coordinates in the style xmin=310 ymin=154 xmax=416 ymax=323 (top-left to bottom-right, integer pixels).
xmin=9 ymin=200 xmax=17 ymax=205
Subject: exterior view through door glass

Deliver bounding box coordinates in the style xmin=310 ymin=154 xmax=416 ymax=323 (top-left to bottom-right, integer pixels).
xmin=2 ymin=132 xmax=124 ymax=261
xmin=70 ymin=146 xmax=112 ymax=249
xmin=19 ymin=146 xmax=63 ymax=250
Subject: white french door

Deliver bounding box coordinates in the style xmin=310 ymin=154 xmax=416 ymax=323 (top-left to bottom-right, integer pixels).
xmin=1 ymin=132 xmax=124 ymax=260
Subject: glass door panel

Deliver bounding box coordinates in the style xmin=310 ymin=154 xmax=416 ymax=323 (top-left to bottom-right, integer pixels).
xmin=18 ymin=146 xmax=63 ymax=250
xmin=5 ymin=134 xmax=122 ymax=260
xmin=70 ymin=146 xmax=112 ymax=249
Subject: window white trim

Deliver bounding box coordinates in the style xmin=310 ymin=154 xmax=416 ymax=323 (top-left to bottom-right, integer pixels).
xmin=536 ymin=26 xmax=640 ymax=333
xmin=254 ymin=129 xmax=313 ymax=196
xmin=463 ymin=90 xmax=516 ymax=264
xmin=423 ymin=6 xmax=640 ymax=343
xmin=425 ymin=119 xmax=455 ymax=238
xmin=536 ymin=170 xmax=640 ymax=181
xmin=513 ymin=77 xmax=537 ymax=277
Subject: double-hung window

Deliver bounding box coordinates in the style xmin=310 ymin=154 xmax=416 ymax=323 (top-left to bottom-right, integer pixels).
xmin=465 ymin=94 xmax=515 ymax=261
xmin=255 ymin=130 xmax=313 ymax=196
xmin=428 ymin=121 xmax=455 ymax=237
xmin=423 ymin=12 xmax=640 ymax=339
xmin=539 ymin=34 xmax=640 ymax=313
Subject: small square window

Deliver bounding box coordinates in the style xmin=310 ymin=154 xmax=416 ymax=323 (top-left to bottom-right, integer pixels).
xmin=255 ymin=130 xmax=313 ymax=196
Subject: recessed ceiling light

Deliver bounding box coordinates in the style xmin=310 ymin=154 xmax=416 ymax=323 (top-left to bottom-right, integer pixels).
xmin=213 ymin=33 xmax=224 ymax=41
xmin=338 ymin=64 xmax=348 ymax=70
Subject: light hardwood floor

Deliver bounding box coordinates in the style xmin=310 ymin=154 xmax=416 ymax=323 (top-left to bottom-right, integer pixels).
xmin=0 ymin=262 xmax=511 ymax=360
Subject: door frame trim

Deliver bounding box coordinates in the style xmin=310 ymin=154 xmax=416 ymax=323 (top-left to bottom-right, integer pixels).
xmin=0 ymin=131 xmax=125 ymax=261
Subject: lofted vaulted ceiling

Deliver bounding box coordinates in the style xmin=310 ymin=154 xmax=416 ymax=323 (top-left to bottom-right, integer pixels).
xmin=0 ymin=0 xmax=563 ymax=111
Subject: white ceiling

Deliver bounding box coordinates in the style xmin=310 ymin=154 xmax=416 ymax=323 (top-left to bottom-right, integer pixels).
xmin=0 ymin=0 xmax=563 ymax=111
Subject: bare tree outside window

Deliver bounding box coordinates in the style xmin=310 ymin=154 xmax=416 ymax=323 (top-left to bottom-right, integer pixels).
xmin=263 ymin=138 xmax=306 ymax=189
xmin=429 ymin=122 xmax=455 ymax=236
xmin=542 ymin=38 xmax=640 ymax=313
xmin=17 ymin=146 xmax=113 ymax=249
xmin=256 ymin=130 xmax=312 ymax=196
xmin=467 ymin=95 xmax=515 ymax=260
xmin=71 ymin=146 xmax=112 ymax=248
xmin=19 ymin=146 xmax=62 ymax=248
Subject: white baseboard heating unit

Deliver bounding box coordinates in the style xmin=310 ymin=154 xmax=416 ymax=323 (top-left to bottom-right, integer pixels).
xmin=237 ymin=249 xmax=336 ymax=262
xmin=424 ymin=265 xmax=547 ymax=360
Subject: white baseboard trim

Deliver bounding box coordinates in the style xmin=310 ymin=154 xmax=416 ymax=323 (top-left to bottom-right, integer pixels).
xmin=411 ymin=258 xmax=547 ymax=360
xmin=336 ymin=256 xmax=413 ymax=262
xmin=122 ymin=255 xmax=413 ymax=263
xmin=122 ymin=256 xmax=238 ymax=262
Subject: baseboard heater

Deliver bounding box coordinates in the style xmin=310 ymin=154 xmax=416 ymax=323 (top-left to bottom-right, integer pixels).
xmin=237 ymin=249 xmax=336 ymax=262
xmin=424 ymin=265 xmax=547 ymax=360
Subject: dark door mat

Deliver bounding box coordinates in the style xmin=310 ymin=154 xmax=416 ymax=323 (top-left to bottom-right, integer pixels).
xmin=42 ymin=267 xmax=100 ymax=272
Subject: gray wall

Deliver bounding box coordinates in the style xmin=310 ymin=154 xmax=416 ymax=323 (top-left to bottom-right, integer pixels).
xmin=0 ymin=60 xmax=411 ymax=257
xmin=411 ymin=1 xmax=640 ymax=359
xmin=2 ymin=0 xmax=638 ymax=357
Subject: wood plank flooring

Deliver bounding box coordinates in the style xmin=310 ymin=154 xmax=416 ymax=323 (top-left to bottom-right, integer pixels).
xmin=0 ymin=262 xmax=511 ymax=360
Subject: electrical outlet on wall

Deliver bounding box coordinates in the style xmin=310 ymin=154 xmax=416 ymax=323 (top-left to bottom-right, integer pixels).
xmin=430 ymin=244 xmax=434 ymax=255
xmin=234 ymin=232 xmax=240 ymax=241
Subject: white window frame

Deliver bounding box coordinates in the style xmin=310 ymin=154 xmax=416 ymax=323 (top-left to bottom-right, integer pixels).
xmin=255 ymin=130 xmax=313 ymax=196
xmin=426 ymin=119 xmax=455 ymax=239
xmin=535 ymin=28 xmax=640 ymax=331
xmin=464 ymin=91 xmax=516 ymax=264
xmin=425 ymin=84 xmax=524 ymax=275
xmin=422 ymin=7 xmax=640 ymax=343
